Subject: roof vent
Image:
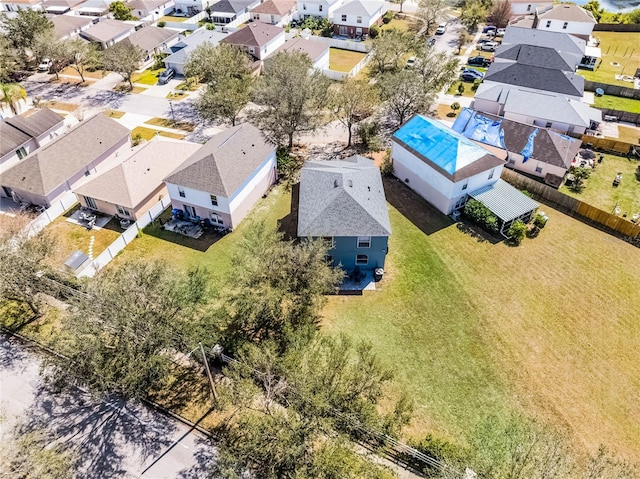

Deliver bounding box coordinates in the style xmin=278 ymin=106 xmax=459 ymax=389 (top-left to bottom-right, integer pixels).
xmin=348 ymin=180 xmax=353 ymax=187
xmin=333 ymin=179 xmax=339 ymax=188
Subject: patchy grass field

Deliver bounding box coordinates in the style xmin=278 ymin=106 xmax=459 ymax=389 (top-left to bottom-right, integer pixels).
xmin=580 ymin=32 xmax=640 ymax=87
xmin=131 ymin=126 xmax=186 ymax=141
xmin=145 ymin=117 xmax=195 ymax=131
xmin=43 ymin=100 xmax=79 ymax=112
xmin=381 ymin=15 xmax=417 ymax=33
xmin=594 ymin=94 xmax=640 ymax=114
xmin=60 ymin=67 xmax=106 ymax=79
xmin=105 ymin=109 xmax=125 ymax=119
xmin=446 ymin=80 xmax=478 ymax=97
xmin=560 ymin=153 xmax=640 ymax=215
xmin=132 ymin=67 xmax=163 ymax=85
xmin=158 ymin=15 xmax=188 ymax=22
xmin=329 ymin=48 xmax=367 ymax=72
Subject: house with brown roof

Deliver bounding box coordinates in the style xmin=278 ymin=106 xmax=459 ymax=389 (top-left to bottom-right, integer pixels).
xmin=0 ymin=108 xmax=64 ymax=173
xmin=51 ymin=14 xmax=94 ymax=39
xmin=0 ymin=113 xmax=131 ymax=207
xmin=74 ymin=138 xmax=200 ymax=220
xmin=250 ymin=0 xmax=296 ymax=26
xmin=222 ymin=22 xmax=285 ymax=60
xmin=271 ymin=36 xmax=329 ymax=70
xmin=1 ymin=0 xmax=42 ymax=12
xmin=123 ymin=25 xmax=180 ymax=65
xmin=42 ymin=0 xmax=84 ymax=14
xmin=164 ymin=122 xmax=277 ymax=229
xmin=80 ymin=18 xmax=135 ymax=48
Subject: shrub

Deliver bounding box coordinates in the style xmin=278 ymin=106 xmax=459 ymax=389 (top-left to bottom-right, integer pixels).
xmin=357 ymin=120 xmax=382 ymax=151
xmin=158 ymin=20 xmax=166 ymax=27
xmin=380 ymin=148 xmax=393 ymax=176
xmin=408 ymin=434 xmax=470 ymax=477
xmin=464 ymin=199 xmax=499 ymax=232
xmin=369 ymin=24 xmax=380 ymax=38
xmin=472 ymin=78 xmax=481 ymax=91
xmin=533 ymin=213 xmax=547 ymax=229
xmin=507 ymin=220 xmax=527 ymax=245
xmin=457 ymin=83 xmax=464 ymax=95
xmin=450 ymin=102 xmax=460 ymax=115
xmin=382 ymin=10 xmax=394 ymax=24
xmin=152 ymin=52 xmax=168 ymax=70
xmin=206 ymin=22 xmax=215 ymax=30
xmin=132 ymin=133 xmax=143 ymax=146
xmin=320 ymin=19 xmax=333 ymax=37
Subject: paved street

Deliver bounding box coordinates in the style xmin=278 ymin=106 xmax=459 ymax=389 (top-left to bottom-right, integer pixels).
xmin=0 ymin=335 xmax=214 ymax=479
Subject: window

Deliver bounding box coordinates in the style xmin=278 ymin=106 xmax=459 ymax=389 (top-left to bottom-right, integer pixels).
xmin=488 ymin=168 xmax=495 ymax=180
xmin=462 ymin=181 xmax=468 ymax=191
xmin=545 ymin=20 xmax=551 ymax=28
xmin=16 ymin=147 xmax=27 ymax=159
xmin=318 ymin=4 xmax=322 ymax=11
xmin=210 ymin=212 xmax=223 ymax=224
xmin=253 ymin=13 xmax=259 ymax=19
xmin=84 ymin=196 xmax=97 ymax=209
xmin=545 ymin=121 xmax=552 ymax=128
xmin=323 ymin=237 xmax=335 ymax=248
xmin=562 ymin=22 xmax=568 ymax=29
xmin=117 ymin=205 xmax=130 ymax=216
xmin=357 ymin=236 xmax=371 ymax=248
xmin=356 ymin=254 xmax=368 ymax=265
xmin=341 ymin=14 xmax=346 ymax=21
xmin=184 ymin=204 xmax=196 ymax=217
xmin=356 ymin=15 xmax=362 ymax=23
xmin=210 ymin=194 xmax=218 ymax=206
xmin=178 ymin=187 xmax=186 ymax=198
xmin=454 ymin=195 xmax=467 ymax=210
xmin=526 ymin=4 xmax=531 ymax=11
xmin=535 ymin=164 xmax=543 ymax=173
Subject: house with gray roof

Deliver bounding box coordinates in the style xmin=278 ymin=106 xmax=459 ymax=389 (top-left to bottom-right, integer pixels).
xmin=50 ymin=14 xmax=94 ymax=39
xmin=500 ymin=26 xmax=585 ymax=66
xmin=80 ymin=18 xmax=135 ymax=48
xmin=0 ymin=108 xmax=64 ymax=174
xmin=42 ymin=0 xmax=84 ymax=14
xmin=126 ymin=0 xmax=174 ymax=20
xmin=0 ymin=113 xmax=131 ymax=207
xmin=332 ymin=0 xmax=385 ymax=38
xmin=510 ymin=4 xmax=597 ymax=41
xmin=123 ymin=25 xmax=180 ymax=66
xmin=208 ymin=0 xmax=260 ymax=24
xmin=271 ymin=36 xmax=329 ymax=70
xmin=74 ymin=137 xmax=200 ymax=220
xmin=164 ymin=122 xmax=276 ymax=229
xmin=163 ymin=28 xmax=228 ymax=75
xmin=298 ymin=155 xmax=391 ymax=273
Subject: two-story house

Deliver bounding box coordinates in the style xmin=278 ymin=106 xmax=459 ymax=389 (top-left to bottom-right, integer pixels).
xmin=509 ymin=0 xmax=552 ymax=16
xmin=510 ymin=4 xmax=597 ymax=41
xmin=164 ymin=122 xmax=277 ymax=229
xmin=332 ymin=0 xmax=383 ymax=38
xmin=250 ymin=0 xmax=297 ymax=26
xmin=297 ymin=0 xmax=342 ymax=20
xmin=222 ymin=22 xmax=285 ymax=60
xmin=297 ymin=155 xmax=391 ymax=274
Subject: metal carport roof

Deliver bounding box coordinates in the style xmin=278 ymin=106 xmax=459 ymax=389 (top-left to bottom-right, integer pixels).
xmin=469 ymin=179 xmax=539 ymax=222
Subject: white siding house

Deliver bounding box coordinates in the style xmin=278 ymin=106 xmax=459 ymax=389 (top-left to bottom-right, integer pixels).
xmin=298 ymin=0 xmax=342 ymax=19
xmin=332 ymin=0 xmax=384 ymax=38
xmin=509 ymin=0 xmax=552 ymax=16
xmin=222 ymin=22 xmax=285 ymax=60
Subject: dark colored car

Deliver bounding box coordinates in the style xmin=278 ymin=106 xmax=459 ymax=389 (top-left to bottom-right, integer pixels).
xmin=8 ymin=71 xmax=30 ymax=82
xmin=460 ymin=70 xmax=484 ymax=82
xmin=158 ymin=68 xmax=175 ymax=85
xmin=482 ymin=25 xmax=496 ymax=33
xmin=467 ymin=56 xmax=491 ymax=67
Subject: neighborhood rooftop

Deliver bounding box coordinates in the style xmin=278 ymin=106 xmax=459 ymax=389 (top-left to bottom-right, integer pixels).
xmin=81 ymin=19 xmax=135 ymax=43
xmin=496 ymin=44 xmax=575 ymax=71
xmin=273 ymin=37 xmax=328 ymax=63
xmin=469 ymin=179 xmax=540 ymax=222
xmin=165 ymin=123 xmax=274 ymax=197
xmin=392 ymin=115 xmax=504 ymax=182
xmin=163 ymin=29 xmax=227 ymax=65
xmin=210 ymin=0 xmax=258 ymax=14
xmin=223 ymin=22 xmax=284 ymax=47
xmin=297 ymin=156 xmax=392 ymax=237
xmin=3 ymin=108 xmax=63 ymax=142
xmin=124 ymin=26 xmax=178 ymax=52
xmin=251 ymin=0 xmax=296 ymax=15
xmin=50 ymin=14 xmax=93 ymax=39
xmin=501 ymin=26 xmax=585 ymax=56
xmin=333 ymin=0 xmax=385 ymax=16
xmin=484 ymin=61 xmax=584 ymax=97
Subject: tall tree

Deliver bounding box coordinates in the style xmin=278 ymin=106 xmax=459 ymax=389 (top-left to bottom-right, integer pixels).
xmin=45 ymin=260 xmax=209 ymax=400
xmin=32 ymin=30 xmax=70 ymax=81
xmin=369 ymin=29 xmax=413 ymax=76
xmin=66 ymin=39 xmax=101 ymax=83
xmin=487 ymin=0 xmax=512 ymax=28
xmin=252 ymin=51 xmax=331 ymax=148
xmin=582 ymin=0 xmax=604 ymax=22
xmin=0 ymin=10 xmax=53 ymax=62
xmin=417 ymin=0 xmax=449 ymax=35
xmin=461 ymin=0 xmax=488 ymax=31
xmin=0 ymin=35 xmax=20 ymax=83
xmin=413 ymin=45 xmax=460 ymax=90
xmin=197 ymin=75 xmax=253 ymax=126
xmin=108 ymin=0 xmax=137 ymax=20
xmin=102 ymin=42 xmax=144 ymax=89
xmin=379 ymin=70 xmax=434 ymax=126
xmin=332 ymin=78 xmax=379 ymax=147
xmin=0 ymin=82 xmax=27 ymax=115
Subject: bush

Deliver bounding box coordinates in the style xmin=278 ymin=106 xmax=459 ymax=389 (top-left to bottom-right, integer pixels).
xmin=152 ymin=52 xmax=168 ymax=70
xmin=320 ymin=18 xmax=333 ymax=37
xmin=408 ymin=434 xmax=470 ymax=477
xmin=158 ymin=20 xmax=166 ymax=27
xmin=382 ymin=10 xmax=394 ymax=24
xmin=457 ymin=83 xmax=464 ymax=95
xmin=206 ymin=22 xmax=215 ymax=30
xmin=464 ymin=199 xmax=499 ymax=232
xmin=380 ymin=148 xmax=393 ymax=176
xmin=132 ymin=133 xmax=143 ymax=146
xmin=357 ymin=120 xmax=382 ymax=151
xmin=507 ymin=220 xmax=527 ymax=245
xmin=369 ymin=24 xmax=380 ymax=38
xmin=533 ymin=213 xmax=547 ymax=229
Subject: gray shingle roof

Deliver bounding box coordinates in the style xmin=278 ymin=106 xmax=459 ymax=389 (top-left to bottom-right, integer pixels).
xmin=210 ymin=0 xmax=256 ymax=14
xmin=502 ymin=26 xmax=585 ymax=57
xmin=0 ymin=122 xmax=31 ymax=158
xmin=272 ymin=37 xmax=328 ymax=63
xmin=496 ymin=44 xmax=574 ymax=70
xmin=251 ymin=0 xmax=296 ymax=15
xmin=485 ymin=62 xmax=584 ymax=97
xmin=50 ymin=13 xmax=93 ymax=38
xmin=1 ymin=108 xmax=64 ymax=158
xmin=334 ymin=0 xmax=384 ymax=17
xmin=1 ymin=113 xmax=130 ymax=196
xmin=297 ymin=156 xmax=391 ymax=237
xmin=163 ymin=29 xmax=228 ymax=66
xmin=82 ymin=19 xmax=134 ymax=43
xmin=124 ymin=26 xmax=178 ymax=52
xmin=469 ymin=179 xmax=539 ymax=222
xmin=165 ymin=123 xmax=275 ymax=197
xmin=538 ymin=4 xmax=596 ymax=23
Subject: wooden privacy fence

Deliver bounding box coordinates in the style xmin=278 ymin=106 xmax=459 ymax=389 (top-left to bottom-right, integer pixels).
xmin=501 ymin=169 xmax=640 ymax=240
xmin=594 ymin=23 xmax=640 ymax=32
xmin=584 ymin=81 xmax=640 ymax=101
xmin=581 ymin=135 xmax=635 ymax=155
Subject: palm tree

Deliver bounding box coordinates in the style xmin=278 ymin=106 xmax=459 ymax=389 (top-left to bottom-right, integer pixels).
xmin=0 ymin=82 xmax=27 ymax=115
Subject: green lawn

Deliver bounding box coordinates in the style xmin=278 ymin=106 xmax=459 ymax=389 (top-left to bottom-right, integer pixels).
xmin=447 ymin=80 xmax=478 ymax=97
xmin=593 ymin=94 xmax=640 ymax=114
xmin=131 ymin=126 xmax=185 ymax=141
xmin=380 ymin=15 xmax=418 ymax=33
xmin=560 ymin=153 xmax=640 ymax=215
xmin=329 ymin=48 xmax=367 ymax=72
xmin=158 ymin=15 xmax=188 ymax=22
xmin=579 ymin=32 xmax=640 ymax=87
xmin=132 ymin=67 xmax=164 ymax=85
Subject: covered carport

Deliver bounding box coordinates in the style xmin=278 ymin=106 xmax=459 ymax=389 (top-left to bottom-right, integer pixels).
xmin=469 ymin=179 xmax=540 ymax=237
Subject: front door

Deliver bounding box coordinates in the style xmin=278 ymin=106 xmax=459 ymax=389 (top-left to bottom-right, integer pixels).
xmin=184 ymin=204 xmax=196 ymax=218
xmin=339 ymin=25 xmax=347 ymax=36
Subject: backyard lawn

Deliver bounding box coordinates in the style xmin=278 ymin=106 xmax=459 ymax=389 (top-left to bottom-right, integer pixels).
xmin=580 ymin=32 xmax=640 ymax=87
xmin=380 ymin=15 xmax=418 ymax=33
xmin=329 ymin=48 xmax=366 ymax=72
xmin=560 ymin=153 xmax=640 ymax=215
xmin=593 ymin=94 xmax=640 ymax=114
xmin=132 ymin=67 xmax=164 ymax=85
xmin=446 ymin=80 xmax=478 ymax=97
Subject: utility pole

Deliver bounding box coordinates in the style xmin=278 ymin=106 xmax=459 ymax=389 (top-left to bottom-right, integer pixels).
xmin=199 ymin=342 xmax=218 ymax=404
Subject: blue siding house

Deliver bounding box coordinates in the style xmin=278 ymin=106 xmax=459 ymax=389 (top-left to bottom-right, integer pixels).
xmin=297 ymin=156 xmax=391 ymax=274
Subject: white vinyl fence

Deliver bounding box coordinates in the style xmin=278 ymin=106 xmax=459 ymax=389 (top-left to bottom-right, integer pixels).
xmin=77 ymin=196 xmax=172 ymax=278
xmin=25 ymin=191 xmax=78 ymax=239
xmin=286 ymin=32 xmax=371 ymax=53
xmin=322 ymin=51 xmax=372 ymax=80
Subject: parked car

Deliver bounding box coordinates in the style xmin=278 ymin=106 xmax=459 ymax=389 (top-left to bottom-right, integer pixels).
xmin=482 ymin=25 xmax=496 ymax=33
xmin=480 ymin=41 xmax=500 ymax=52
xmin=462 ymin=68 xmax=484 ymax=79
xmin=467 ymin=55 xmax=491 ymax=67
xmin=406 ymin=56 xmax=417 ymax=68
xmin=435 ymin=22 xmax=447 ymax=34
xmin=496 ymin=28 xmax=506 ymax=36
xmin=38 ymin=58 xmax=52 ymax=72
xmin=461 ymin=71 xmax=483 ymax=82
xmin=427 ymin=37 xmax=436 ymax=47
xmin=8 ymin=71 xmax=30 ymax=81
xmin=158 ymin=68 xmax=175 ymax=84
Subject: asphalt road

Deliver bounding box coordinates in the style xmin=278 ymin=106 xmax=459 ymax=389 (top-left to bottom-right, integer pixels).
xmin=0 ymin=335 xmax=214 ymax=479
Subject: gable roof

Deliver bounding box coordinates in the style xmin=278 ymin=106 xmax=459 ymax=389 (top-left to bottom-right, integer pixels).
xmin=1 ymin=113 xmax=130 ymax=196
xmin=501 ymin=26 xmax=585 ymax=56
xmin=165 ymin=123 xmax=275 ymax=197
xmin=496 ymin=43 xmax=574 ymax=71
xmin=0 ymin=122 xmax=32 ymax=158
xmin=223 ymin=22 xmax=284 ymax=48
xmin=81 ymin=19 xmax=134 ymax=43
xmin=298 ymin=156 xmax=391 ymax=237
xmin=484 ymin=61 xmax=584 ymax=97
xmin=538 ymin=4 xmax=596 ymax=23
xmin=163 ymin=29 xmax=227 ymax=65
xmin=210 ymin=0 xmax=256 ymax=14
xmin=51 ymin=14 xmax=93 ymax=39
xmin=5 ymin=108 xmax=64 ymax=139
xmin=272 ymin=36 xmax=328 ymax=63
xmin=74 ymin=138 xmax=201 ymax=208
xmin=124 ymin=26 xmax=178 ymax=51
xmin=334 ymin=0 xmax=384 ymax=16
xmin=452 ymin=108 xmax=582 ymax=169
xmin=392 ymin=115 xmax=504 ymax=182
xmin=251 ymin=0 xmax=296 ymax=15
xmin=127 ymin=0 xmax=171 ymax=11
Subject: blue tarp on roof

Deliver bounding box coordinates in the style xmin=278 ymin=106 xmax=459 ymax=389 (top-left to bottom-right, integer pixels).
xmin=452 ymin=108 xmax=506 ymax=149
xmin=520 ymin=129 xmax=539 ymax=162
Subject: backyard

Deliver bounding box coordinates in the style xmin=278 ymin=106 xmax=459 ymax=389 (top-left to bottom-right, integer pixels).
xmin=593 ymin=94 xmax=640 ymax=114
xmin=560 ymin=153 xmax=640 ymax=215
xmin=579 ymin=31 xmax=640 ymax=87
xmin=329 ymin=48 xmax=366 ymax=72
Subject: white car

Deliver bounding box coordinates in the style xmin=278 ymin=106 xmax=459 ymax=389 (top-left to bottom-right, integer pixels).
xmin=480 ymin=41 xmax=500 ymax=52
xmin=496 ymin=28 xmax=506 ymax=37
xmin=38 ymin=58 xmax=52 ymax=72
xmin=406 ymin=56 xmax=417 ymax=68
xmin=435 ymin=22 xmax=447 ymax=34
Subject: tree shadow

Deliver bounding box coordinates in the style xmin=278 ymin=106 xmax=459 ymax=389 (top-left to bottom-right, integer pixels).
xmin=148 ymin=363 xmax=211 ymax=413
xmin=84 ymin=90 xmax=126 ymax=110
xmin=455 ymin=221 xmax=502 ymax=244
xmin=176 ymin=435 xmax=217 ymax=479
xmin=0 ymin=334 xmax=30 ymax=370
xmin=277 ymin=182 xmax=299 ymax=241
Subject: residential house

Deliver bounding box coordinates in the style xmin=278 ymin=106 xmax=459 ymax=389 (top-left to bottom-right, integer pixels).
xmin=0 ymin=108 xmax=64 ymax=174
xmin=164 ymin=122 xmax=276 ymax=229
xmin=1 ymin=0 xmax=42 ymax=12
xmin=163 ymin=28 xmax=228 ymax=75
xmin=0 ymin=113 xmax=131 ymax=207
xmin=126 ymin=0 xmax=174 ymax=19
xmin=510 ymin=4 xmax=597 ymax=41
xmin=74 ymin=138 xmax=200 ymax=220
xmin=453 ymin=108 xmax=582 ymax=186
xmin=208 ymin=0 xmax=260 ymax=24
xmin=75 ymin=0 xmax=110 ymax=16
xmin=509 ymin=0 xmax=552 ymax=16
xmin=173 ymin=0 xmax=205 ymax=16
xmin=250 ymin=0 xmax=297 ymax=26
xmin=222 ymin=22 xmax=285 ymax=60
xmin=332 ymin=0 xmax=384 ymax=38
xmin=123 ymin=25 xmax=180 ymax=65
xmin=391 ymin=114 xmax=505 ymax=215
xmin=271 ymin=36 xmax=329 ymax=70
xmin=298 ymin=0 xmax=342 ymax=19
xmin=80 ymin=18 xmax=135 ymax=48
xmin=473 ymin=83 xmax=602 ymax=136
xmin=42 ymin=0 xmax=85 ymax=14
xmin=51 ymin=14 xmax=94 ymax=39
xmin=297 ymin=156 xmax=391 ymax=273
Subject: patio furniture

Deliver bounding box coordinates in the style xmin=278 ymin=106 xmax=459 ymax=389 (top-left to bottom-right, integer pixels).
xmin=613 ymin=173 xmax=622 ymax=187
